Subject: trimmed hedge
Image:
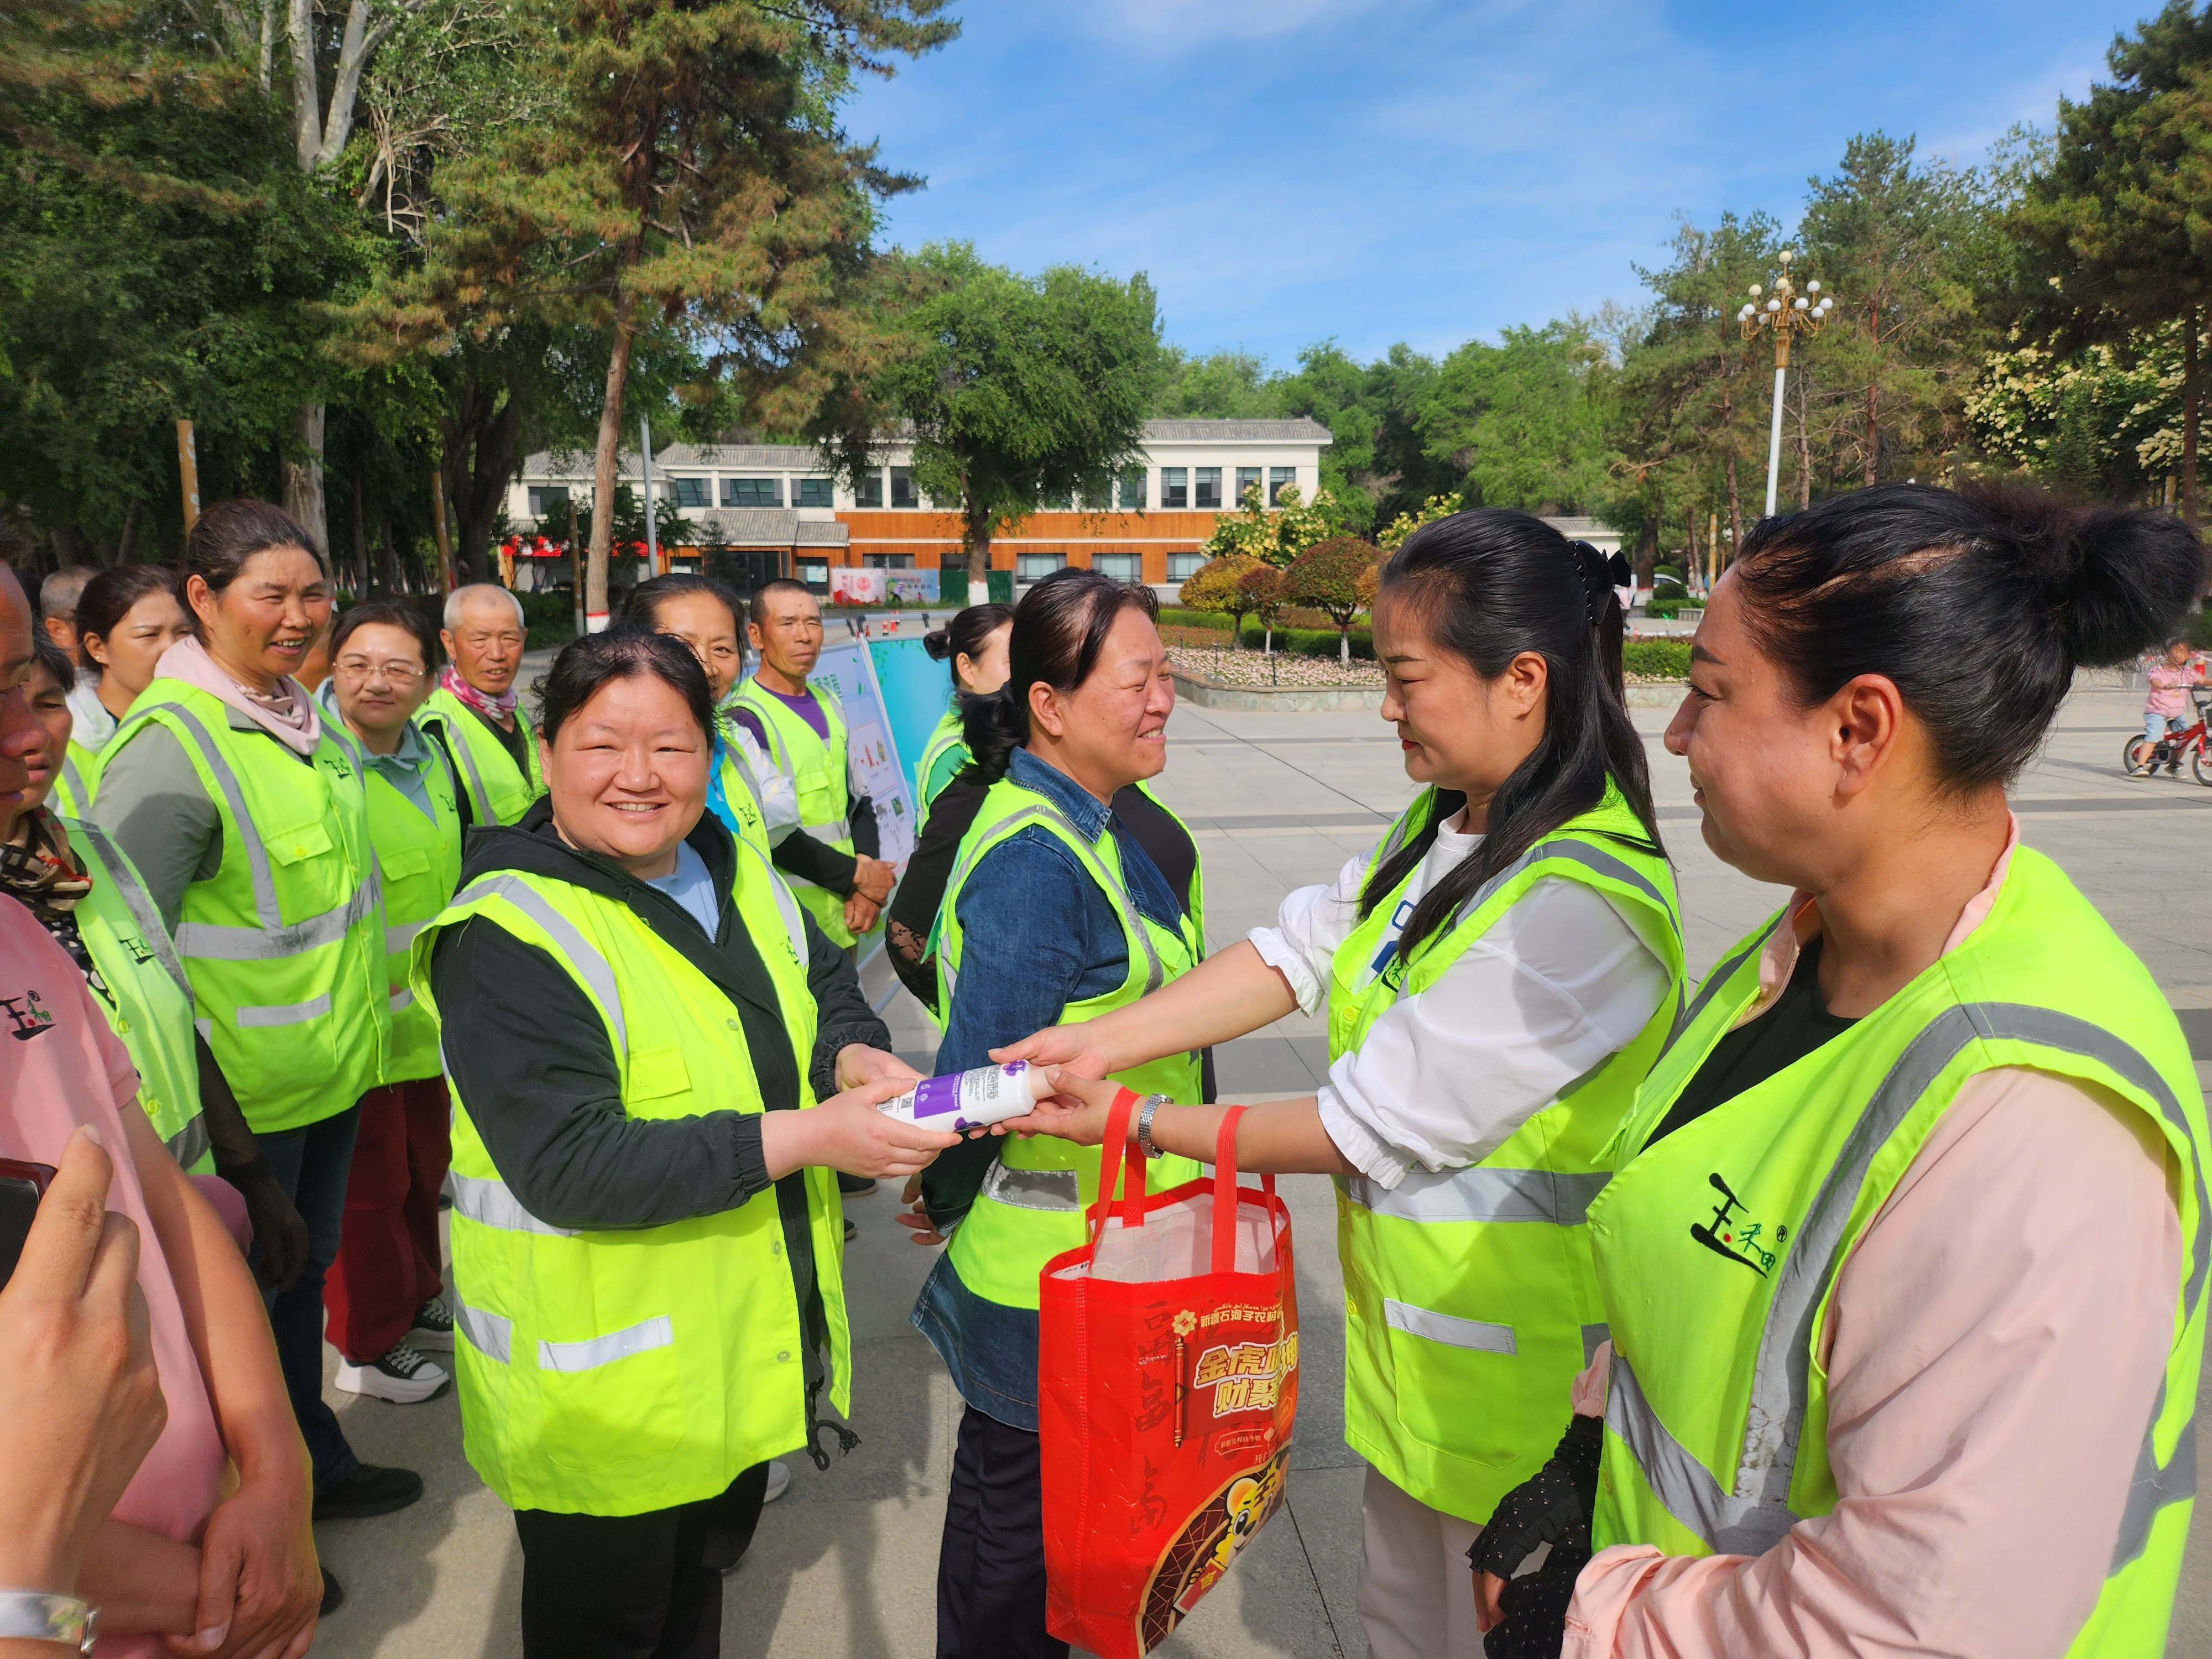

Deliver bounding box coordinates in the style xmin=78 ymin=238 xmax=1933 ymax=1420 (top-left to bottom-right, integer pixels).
xmin=1624 ymin=639 xmax=1689 ymax=680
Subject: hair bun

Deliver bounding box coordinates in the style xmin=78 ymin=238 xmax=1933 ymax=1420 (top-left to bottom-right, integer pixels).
xmin=923 ymin=626 xmax=953 ymax=661
xmin=1960 ymin=482 xmax=2206 ymax=667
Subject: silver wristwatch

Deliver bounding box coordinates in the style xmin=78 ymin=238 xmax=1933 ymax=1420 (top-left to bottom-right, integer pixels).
xmin=1135 ymin=1093 xmax=1170 ymax=1159
xmin=0 ymin=1592 xmax=96 ymax=1654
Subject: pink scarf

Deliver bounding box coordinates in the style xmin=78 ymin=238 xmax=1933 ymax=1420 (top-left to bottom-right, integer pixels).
xmin=154 ymin=636 xmax=322 ymax=757
xmin=440 ymin=664 xmax=518 ymax=722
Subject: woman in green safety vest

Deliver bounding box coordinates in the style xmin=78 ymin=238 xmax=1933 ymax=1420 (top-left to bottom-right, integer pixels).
xmin=885 ymin=601 xmax=1015 ymax=1012
xmin=623 ymin=573 xmax=800 ymax=862
xmin=1451 ymin=483 xmax=2211 ymax=1659
xmin=916 ymin=602 xmax=1015 ymax=817
xmin=316 ymin=601 xmax=467 ymax=1408
xmin=47 ymin=562 xmax=191 ymax=816
xmin=89 ymin=498 xmax=418 ymax=1573
xmin=902 ymin=569 xmax=1217 ymax=1659
xmin=999 ymin=515 xmax=1683 ymax=1659
xmin=413 ymin=625 xmax=956 ymax=1659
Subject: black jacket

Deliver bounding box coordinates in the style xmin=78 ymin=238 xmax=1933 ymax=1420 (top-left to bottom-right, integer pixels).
xmin=429 ymin=797 xmax=891 ymax=1233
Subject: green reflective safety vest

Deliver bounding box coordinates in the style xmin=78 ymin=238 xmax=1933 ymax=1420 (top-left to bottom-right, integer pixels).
xmin=50 ymin=740 xmax=97 ymax=818
xmin=1326 ymin=785 xmax=1683 ymax=1522
xmin=913 ymin=707 xmax=967 ymax=825
xmin=713 ymin=730 xmax=775 ymax=864
xmin=409 ymin=838 xmax=850 ymax=1516
xmin=361 ymin=734 xmax=463 ymax=1085
xmin=935 ymin=773 xmax=1208 ymax=1310
xmin=418 ymin=686 xmax=545 ymax=827
xmin=61 ymin=816 xmax=212 ymax=1173
xmin=1587 ymin=847 xmax=2206 ymax=1657
xmin=98 ymin=685 xmax=387 ymax=1134
xmin=736 ymin=677 xmax=859 ymax=948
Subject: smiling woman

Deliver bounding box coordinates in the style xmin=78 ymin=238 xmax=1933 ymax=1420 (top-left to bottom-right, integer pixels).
xmin=413 ymin=624 xmax=960 ymax=1657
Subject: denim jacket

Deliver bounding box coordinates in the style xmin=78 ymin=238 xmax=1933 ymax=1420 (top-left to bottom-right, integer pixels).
xmin=912 ymin=747 xmax=1191 ymax=1429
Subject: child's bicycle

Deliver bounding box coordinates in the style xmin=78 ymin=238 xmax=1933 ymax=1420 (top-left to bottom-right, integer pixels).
xmin=2122 ymin=690 xmax=2212 ymax=784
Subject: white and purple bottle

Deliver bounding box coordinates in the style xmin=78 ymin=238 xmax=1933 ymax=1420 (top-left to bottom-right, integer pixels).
xmin=877 ymin=1061 xmax=1053 ymax=1133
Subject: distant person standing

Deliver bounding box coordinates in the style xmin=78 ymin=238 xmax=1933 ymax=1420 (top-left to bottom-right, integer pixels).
xmin=50 ymin=565 xmax=191 ymax=816
xmin=732 ymin=578 xmax=895 ymax=951
xmin=318 ymin=601 xmax=465 ymax=1405
xmin=417 ymin=583 xmax=545 ymax=825
xmin=38 ymin=566 xmax=96 ymax=669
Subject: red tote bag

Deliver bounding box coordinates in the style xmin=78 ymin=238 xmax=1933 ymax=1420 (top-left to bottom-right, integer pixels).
xmin=1037 ymin=1094 xmax=1300 ymax=1658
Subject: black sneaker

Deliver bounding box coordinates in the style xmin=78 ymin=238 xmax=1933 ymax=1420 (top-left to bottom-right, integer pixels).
xmin=321 ymin=1569 xmax=345 ymax=1617
xmin=843 ymin=1217 xmax=857 ymax=1241
xmin=408 ymin=1297 xmax=456 ymax=1352
xmin=314 ymin=1463 xmax=425 ymax=1521
xmin=837 ymin=1173 xmax=878 ymax=1196
xmin=335 ymin=1341 xmax=450 ymax=1404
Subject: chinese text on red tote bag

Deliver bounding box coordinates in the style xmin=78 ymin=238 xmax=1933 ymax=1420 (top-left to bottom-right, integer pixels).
xmin=1037 ymin=1094 xmax=1300 ymax=1658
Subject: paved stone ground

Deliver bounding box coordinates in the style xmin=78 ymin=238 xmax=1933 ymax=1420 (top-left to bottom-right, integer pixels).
xmin=310 ymin=686 xmax=2212 ymax=1657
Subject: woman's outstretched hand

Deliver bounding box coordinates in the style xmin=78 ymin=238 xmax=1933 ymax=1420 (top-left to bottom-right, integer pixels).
xmin=996 ymin=1067 xmax=1126 ymax=1146
xmin=990 ymin=1025 xmax=1111 ymax=1078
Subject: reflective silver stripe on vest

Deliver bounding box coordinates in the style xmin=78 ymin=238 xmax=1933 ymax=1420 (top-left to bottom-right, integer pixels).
xmin=801 ymin=816 xmax=850 ymax=844
xmin=1383 ymin=1298 xmax=1516 ymax=1354
xmin=1608 ymin=1352 xmax=1798 ymax=1556
xmin=455 ymin=1298 xmax=513 ymax=1363
xmin=734 ymin=837 xmax=808 ymax=969
xmin=430 ymin=706 xmax=495 ymax=817
xmin=945 ymin=802 xmax=1166 ymax=995
xmin=452 ymin=874 xmax=627 ymax=1052
xmin=1343 ymin=1166 xmax=1610 ymax=1226
xmin=67 ymin=819 xmax=192 ymax=999
xmin=1621 ymin=999 xmax=2203 ymax=1571
xmin=1656 ymin=913 xmax=1787 ymax=1064
xmin=387 ymin=917 xmax=430 ymax=954
xmin=448 ymin=1171 xmax=577 ymax=1238
xmin=979 ymin=1158 xmax=1082 ymax=1212
xmin=165 ymin=1113 xmax=211 ymax=1171
xmin=60 ymin=754 xmax=86 ymax=806
xmin=538 ymin=1314 xmax=674 ymax=1373
xmin=1443 ymin=834 xmax=1677 ymax=941
xmin=234 ymin=993 xmax=332 ymax=1027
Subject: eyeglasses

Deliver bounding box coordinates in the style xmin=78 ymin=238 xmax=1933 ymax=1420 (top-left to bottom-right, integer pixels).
xmin=334 ymin=658 xmax=426 ymax=685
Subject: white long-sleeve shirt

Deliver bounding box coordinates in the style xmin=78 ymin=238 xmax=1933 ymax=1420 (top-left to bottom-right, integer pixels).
xmin=1248 ymin=811 xmax=1672 ymax=1187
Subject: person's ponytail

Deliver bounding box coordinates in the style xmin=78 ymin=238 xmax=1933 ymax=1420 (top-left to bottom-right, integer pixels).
xmin=959 ymin=682 xmax=1029 ymax=785
xmin=1358 ymin=513 xmax=1660 ymax=964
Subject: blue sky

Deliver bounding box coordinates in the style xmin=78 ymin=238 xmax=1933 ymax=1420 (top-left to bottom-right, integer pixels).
xmin=843 ymin=0 xmax=2146 ymax=366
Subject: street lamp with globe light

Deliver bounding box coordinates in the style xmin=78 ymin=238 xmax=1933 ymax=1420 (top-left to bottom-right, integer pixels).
xmin=1738 ymin=249 xmax=1835 ymax=519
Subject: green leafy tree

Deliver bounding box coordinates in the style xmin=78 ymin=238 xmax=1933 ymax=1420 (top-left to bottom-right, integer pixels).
xmin=1284 ymin=536 xmax=1378 ymax=664
xmin=815 ymin=242 xmax=1166 ymax=591
xmin=1416 ymin=321 xmax=1615 ymax=514
xmin=1177 ymin=553 xmax=1264 ymax=644
xmin=359 ymin=0 xmax=954 ymax=619
xmin=1238 ymin=561 xmax=1287 ymax=653
xmin=2012 ymin=1 xmax=2212 ymax=525
xmin=1198 ymin=479 xmax=1338 ymax=566
xmin=1376 ymin=492 xmax=1463 ymax=553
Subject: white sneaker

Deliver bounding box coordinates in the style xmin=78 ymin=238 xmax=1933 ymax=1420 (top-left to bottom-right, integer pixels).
xmin=763 ymin=1459 xmax=791 ymax=1504
xmin=336 ymin=1342 xmax=450 ymax=1404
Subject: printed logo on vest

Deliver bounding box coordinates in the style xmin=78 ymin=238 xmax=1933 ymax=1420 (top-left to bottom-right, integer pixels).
xmin=1 ymin=988 xmax=58 ymax=1041
xmin=1690 ymin=1170 xmax=1788 ymax=1277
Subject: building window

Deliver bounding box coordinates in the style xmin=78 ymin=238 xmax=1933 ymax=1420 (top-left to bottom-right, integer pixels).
xmin=797 ymin=559 xmax=830 ymax=593
xmin=1017 ymin=552 xmax=1066 ymax=582
xmin=857 ymin=471 xmax=884 ymax=508
xmin=722 ymin=477 xmax=781 ymax=508
xmin=1092 ymin=552 xmax=1140 ymax=582
xmin=1235 ymin=466 xmax=1261 ymax=509
xmin=795 ymin=477 xmax=833 ymax=508
xmin=1161 ymin=467 xmax=1188 ymax=509
xmin=1166 ymin=552 xmax=1203 ymax=581
xmin=527 ymin=486 xmax=569 ymax=519
xmin=1118 ymin=468 xmax=1147 ymax=510
xmin=1194 ymin=467 xmax=1222 ymax=510
xmin=1269 ymin=466 xmax=1297 ymax=505
xmin=863 ymin=554 xmax=915 ymax=570
xmin=890 ymin=467 xmax=919 ymax=509
xmin=672 ymin=477 xmax=711 ymax=509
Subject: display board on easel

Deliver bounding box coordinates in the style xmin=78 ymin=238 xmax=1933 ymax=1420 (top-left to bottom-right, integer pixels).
xmin=808 ymin=637 xmax=921 ymax=868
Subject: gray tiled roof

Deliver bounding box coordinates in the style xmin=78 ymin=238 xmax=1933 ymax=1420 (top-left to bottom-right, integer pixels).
xmin=654 ymin=442 xmax=822 ymax=472
xmin=1140 ymin=418 xmax=1333 ymax=443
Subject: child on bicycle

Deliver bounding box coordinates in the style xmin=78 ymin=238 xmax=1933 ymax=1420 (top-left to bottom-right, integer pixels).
xmin=2144 ymin=635 xmax=2206 ymax=771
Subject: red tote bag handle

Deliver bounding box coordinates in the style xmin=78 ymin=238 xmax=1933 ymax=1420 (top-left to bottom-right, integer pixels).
xmin=1084 ymin=1088 xmax=1149 ymax=1253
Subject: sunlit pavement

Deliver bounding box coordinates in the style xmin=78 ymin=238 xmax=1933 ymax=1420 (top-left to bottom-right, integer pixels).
xmin=310 ymin=681 xmax=2212 ymax=1657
